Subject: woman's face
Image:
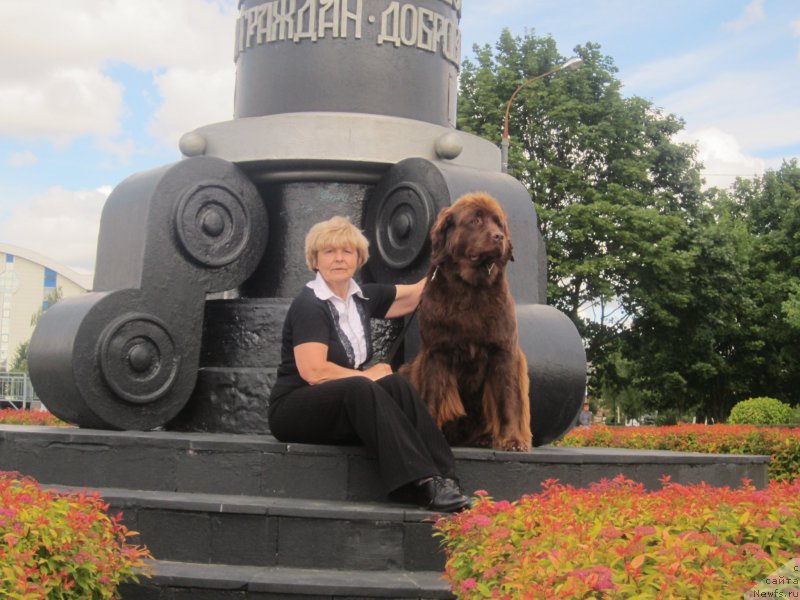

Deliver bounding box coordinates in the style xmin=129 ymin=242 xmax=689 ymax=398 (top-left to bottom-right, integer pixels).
xmin=314 ymin=245 xmax=358 ymax=288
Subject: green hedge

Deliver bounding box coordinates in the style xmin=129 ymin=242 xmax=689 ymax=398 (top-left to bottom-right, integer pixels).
xmin=556 ymin=424 xmax=800 ymax=482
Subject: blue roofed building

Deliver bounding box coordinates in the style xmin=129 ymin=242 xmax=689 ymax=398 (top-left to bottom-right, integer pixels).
xmin=0 ymin=243 xmax=92 ymax=371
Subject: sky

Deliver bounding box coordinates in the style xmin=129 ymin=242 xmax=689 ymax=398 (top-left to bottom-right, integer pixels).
xmin=0 ymin=0 xmax=798 ymax=276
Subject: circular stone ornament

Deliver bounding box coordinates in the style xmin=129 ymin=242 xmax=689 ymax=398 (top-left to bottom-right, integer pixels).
xmin=174 ymin=182 xmax=251 ymax=268
xmin=98 ymin=313 xmax=180 ymax=405
xmin=373 ymin=182 xmax=435 ymax=270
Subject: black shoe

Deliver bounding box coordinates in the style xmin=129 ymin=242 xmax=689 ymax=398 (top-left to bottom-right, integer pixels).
xmin=415 ymin=476 xmax=472 ymax=513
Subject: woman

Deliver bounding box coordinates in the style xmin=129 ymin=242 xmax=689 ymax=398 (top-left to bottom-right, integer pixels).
xmin=268 ymin=216 xmax=470 ymax=512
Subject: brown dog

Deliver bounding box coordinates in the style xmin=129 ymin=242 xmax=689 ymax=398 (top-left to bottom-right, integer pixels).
xmin=401 ymin=192 xmax=532 ymax=451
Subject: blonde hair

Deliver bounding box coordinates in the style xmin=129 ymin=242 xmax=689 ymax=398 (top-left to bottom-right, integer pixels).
xmin=304 ymin=216 xmax=370 ymax=271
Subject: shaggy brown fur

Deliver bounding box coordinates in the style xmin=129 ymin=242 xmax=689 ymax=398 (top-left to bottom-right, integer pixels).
xmin=401 ymin=192 xmax=532 ymax=451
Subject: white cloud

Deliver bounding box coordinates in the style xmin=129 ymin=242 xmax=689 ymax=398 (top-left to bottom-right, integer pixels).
xmin=0 ymin=186 xmax=109 ymax=273
xmin=713 ymin=107 xmax=800 ymax=155
xmin=723 ymin=0 xmax=765 ymax=32
xmin=650 ymin=65 xmax=800 ymax=156
xmin=794 ymin=19 xmax=800 ymax=62
xmin=7 ymin=151 xmax=38 ymax=167
xmin=0 ymin=0 xmax=237 ymax=147
xmin=0 ymin=69 xmax=124 ymax=144
xmin=675 ymin=127 xmax=766 ymax=190
xmin=148 ymin=66 xmax=235 ymax=148
xmin=0 ymin=0 xmax=238 ymax=275
xmin=622 ymin=41 xmax=736 ymax=95
xmin=623 ymin=13 xmax=799 ymax=143
xmin=95 ymin=137 xmax=137 ymax=166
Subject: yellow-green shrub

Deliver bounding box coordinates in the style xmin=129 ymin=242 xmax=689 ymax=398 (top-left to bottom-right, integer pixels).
xmin=435 ymin=477 xmax=800 ymax=599
xmin=0 ymin=472 xmax=151 ymax=599
xmin=728 ymin=397 xmax=793 ymax=425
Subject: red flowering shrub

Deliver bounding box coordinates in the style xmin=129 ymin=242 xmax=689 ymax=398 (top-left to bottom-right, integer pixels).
xmin=557 ymin=424 xmax=800 ymax=482
xmin=0 ymin=409 xmax=67 ymax=427
xmin=0 ymin=471 xmax=151 ymax=599
xmin=435 ymin=476 xmax=800 ymax=599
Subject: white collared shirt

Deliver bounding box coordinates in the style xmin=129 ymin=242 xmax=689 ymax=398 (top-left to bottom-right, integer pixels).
xmin=307 ymin=272 xmax=368 ymax=368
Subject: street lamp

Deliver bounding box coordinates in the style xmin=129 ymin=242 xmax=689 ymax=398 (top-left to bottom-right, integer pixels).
xmin=500 ymin=57 xmax=583 ymax=173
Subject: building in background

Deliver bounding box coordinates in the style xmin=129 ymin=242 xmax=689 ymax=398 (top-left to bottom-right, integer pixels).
xmin=0 ymin=243 xmax=92 ymax=371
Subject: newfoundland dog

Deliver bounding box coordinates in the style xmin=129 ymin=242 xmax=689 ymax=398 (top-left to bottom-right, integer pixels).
xmin=401 ymin=192 xmax=532 ymax=451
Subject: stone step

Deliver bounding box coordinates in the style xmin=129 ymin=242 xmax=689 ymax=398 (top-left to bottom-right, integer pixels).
xmin=1 ymin=425 xmax=771 ymax=600
xmin=46 ymin=485 xmax=446 ymax=572
xmin=0 ymin=426 xmax=770 ymax=503
xmin=119 ymin=560 xmax=453 ymax=599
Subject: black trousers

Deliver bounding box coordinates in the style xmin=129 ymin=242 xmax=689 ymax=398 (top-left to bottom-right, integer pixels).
xmin=267 ymin=374 xmax=457 ymax=495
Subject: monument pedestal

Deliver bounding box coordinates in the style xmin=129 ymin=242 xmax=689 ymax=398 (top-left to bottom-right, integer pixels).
xmin=0 ymin=425 xmax=769 ymax=599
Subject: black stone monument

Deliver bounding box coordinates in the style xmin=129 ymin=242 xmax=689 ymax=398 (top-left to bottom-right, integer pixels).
xmin=29 ymin=0 xmax=586 ymax=446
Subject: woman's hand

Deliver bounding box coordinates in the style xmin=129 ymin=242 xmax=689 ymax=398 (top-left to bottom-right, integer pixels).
xmin=362 ymin=363 xmax=393 ymax=381
xmin=295 ymin=343 xmax=393 ymax=384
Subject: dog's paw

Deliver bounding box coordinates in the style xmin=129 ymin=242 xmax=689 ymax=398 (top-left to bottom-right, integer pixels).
xmin=497 ymin=438 xmax=531 ymax=452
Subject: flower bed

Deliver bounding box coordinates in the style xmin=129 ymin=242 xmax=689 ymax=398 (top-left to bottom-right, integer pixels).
xmin=0 ymin=471 xmax=151 ymax=598
xmin=435 ymin=476 xmax=800 ymax=599
xmin=556 ymin=424 xmax=800 ymax=482
xmin=0 ymin=408 xmax=66 ymax=427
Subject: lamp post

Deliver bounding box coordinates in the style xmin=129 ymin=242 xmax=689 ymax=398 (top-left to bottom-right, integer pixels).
xmin=500 ymin=57 xmax=583 ymax=173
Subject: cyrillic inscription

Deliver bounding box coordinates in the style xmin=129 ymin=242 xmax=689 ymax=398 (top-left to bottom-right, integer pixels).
xmin=376 ymin=1 xmax=459 ymax=66
xmin=235 ymin=0 xmax=460 ymax=69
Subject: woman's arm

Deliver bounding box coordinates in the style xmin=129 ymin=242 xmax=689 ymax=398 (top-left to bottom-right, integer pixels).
xmin=384 ymin=277 xmax=426 ymax=319
xmin=295 ymin=342 xmax=392 ymax=385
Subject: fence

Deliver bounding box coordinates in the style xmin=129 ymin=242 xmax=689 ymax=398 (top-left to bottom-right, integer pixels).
xmin=0 ymin=372 xmax=38 ymax=410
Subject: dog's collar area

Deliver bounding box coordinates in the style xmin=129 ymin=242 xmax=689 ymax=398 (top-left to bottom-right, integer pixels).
xmin=487 ymin=263 xmax=495 ymax=275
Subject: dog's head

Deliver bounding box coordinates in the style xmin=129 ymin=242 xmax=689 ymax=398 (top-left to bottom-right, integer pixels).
xmin=429 ymin=192 xmax=514 ymax=285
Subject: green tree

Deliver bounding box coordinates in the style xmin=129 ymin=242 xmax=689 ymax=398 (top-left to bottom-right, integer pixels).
xmin=732 ymin=160 xmax=800 ymax=403
xmin=619 ymin=192 xmax=762 ymax=421
xmin=458 ymin=30 xmax=800 ymax=420
xmin=10 ymin=340 xmax=29 ymax=373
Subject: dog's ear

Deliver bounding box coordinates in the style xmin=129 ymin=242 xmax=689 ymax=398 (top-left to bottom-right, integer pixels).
xmin=501 ymin=211 xmax=514 ymax=261
xmin=503 ymin=218 xmax=515 ymax=262
xmin=430 ymin=207 xmax=454 ymax=266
